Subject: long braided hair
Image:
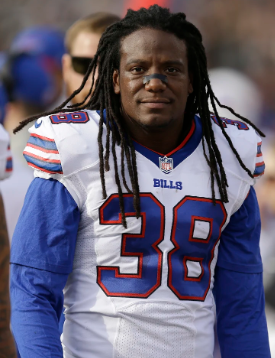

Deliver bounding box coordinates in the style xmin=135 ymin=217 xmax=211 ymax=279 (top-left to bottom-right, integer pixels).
xmin=14 ymin=5 xmax=264 ymax=227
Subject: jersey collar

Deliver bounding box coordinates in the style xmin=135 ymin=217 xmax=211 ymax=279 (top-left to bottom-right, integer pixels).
xmin=96 ymin=110 xmax=202 ymax=171
xmin=132 ymin=115 xmax=202 ymax=171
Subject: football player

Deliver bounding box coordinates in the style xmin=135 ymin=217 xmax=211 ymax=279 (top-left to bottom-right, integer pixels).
xmin=11 ymin=5 xmax=270 ymax=358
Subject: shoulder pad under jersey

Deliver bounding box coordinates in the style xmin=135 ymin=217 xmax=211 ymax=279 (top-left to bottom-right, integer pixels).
xmin=0 ymin=124 xmax=12 ymax=180
xmin=23 ymin=110 xmax=103 ymax=177
xmin=210 ymin=114 xmax=264 ymax=184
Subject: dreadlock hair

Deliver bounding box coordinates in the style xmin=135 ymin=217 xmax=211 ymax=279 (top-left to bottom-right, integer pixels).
xmin=14 ymin=5 xmax=265 ymax=227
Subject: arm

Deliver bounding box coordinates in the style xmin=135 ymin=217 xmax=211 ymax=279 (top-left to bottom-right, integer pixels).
xmin=0 ymin=194 xmax=16 ymax=358
xmin=10 ymin=264 xmax=68 ymax=358
xmin=214 ymin=187 xmax=270 ymax=358
xmin=10 ymin=178 xmax=80 ymax=357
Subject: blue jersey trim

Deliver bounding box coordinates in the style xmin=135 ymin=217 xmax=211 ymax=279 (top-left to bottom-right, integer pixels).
xmin=23 ymin=153 xmax=63 ymax=174
xmin=96 ymin=110 xmax=202 ymax=171
xmin=132 ymin=115 xmax=202 ymax=170
xmin=28 ymin=134 xmax=58 ymax=151
xmin=257 ymin=143 xmax=262 ymax=155
xmin=254 ymin=163 xmax=265 ymax=177
xmin=5 ymin=157 xmax=12 ymax=170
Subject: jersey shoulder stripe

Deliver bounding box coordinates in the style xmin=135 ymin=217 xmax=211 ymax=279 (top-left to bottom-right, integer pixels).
xmin=24 ymin=133 xmax=63 ymax=174
xmin=210 ymin=114 xmax=264 ymax=184
xmin=24 ymin=110 xmax=101 ymax=177
xmin=5 ymin=156 xmax=13 ymax=172
xmin=27 ymin=133 xmax=59 ymax=153
xmin=254 ymin=141 xmax=265 ymax=177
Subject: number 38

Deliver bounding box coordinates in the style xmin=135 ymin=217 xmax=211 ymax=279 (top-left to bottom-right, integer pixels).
xmin=97 ymin=193 xmax=227 ymax=301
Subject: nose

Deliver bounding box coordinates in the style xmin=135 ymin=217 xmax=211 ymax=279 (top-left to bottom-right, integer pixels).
xmin=144 ymin=77 xmax=167 ymax=92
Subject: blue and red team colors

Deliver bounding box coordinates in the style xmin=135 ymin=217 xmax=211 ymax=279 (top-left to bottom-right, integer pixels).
xmin=11 ymin=110 xmax=270 ymax=358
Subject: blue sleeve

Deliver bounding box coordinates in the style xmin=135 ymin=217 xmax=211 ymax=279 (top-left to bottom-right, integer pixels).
xmin=11 ymin=264 xmax=68 ymax=358
xmin=11 ymin=178 xmax=80 ymax=273
xmin=216 ymin=187 xmax=262 ymax=273
xmin=214 ymin=187 xmax=270 ymax=357
xmin=10 ymin=178 xmax=80 ymax=357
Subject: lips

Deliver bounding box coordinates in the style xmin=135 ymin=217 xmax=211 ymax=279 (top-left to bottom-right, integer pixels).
xmin=140 ymin=98 xmax=171 ymax=103
xmin=140 ymin=98 xmax=171 ymax=109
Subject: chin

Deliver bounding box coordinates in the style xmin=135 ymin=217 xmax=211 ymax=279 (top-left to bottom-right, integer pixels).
xmin=138 ymin=115 xmax=174 ymax=129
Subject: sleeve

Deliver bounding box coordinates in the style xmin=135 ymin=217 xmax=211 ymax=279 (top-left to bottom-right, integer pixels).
xmin=22 ymin=114 xmax=93 ymax=208
xmin=217 ymin=186 xmax=262 ymax=273
xmin=214 ymin=187 xmax=271 ymax=357
xmin=11 ymin=264 xmax=68 ymax=358
xmin=0 ymin=124 xmax=12 ymax=180
xmin=10 ymin=178 xmax=80 ymax=357
xmin=11 ymin=178 xmax=80 ymax=273
xmin=23 ymin=122 xmax=63 ymax=176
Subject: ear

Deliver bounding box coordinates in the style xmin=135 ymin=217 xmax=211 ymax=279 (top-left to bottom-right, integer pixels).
xmin=188 ymin=72 xmax=194 ymax=94
xmin=113 ymin=69 xmax=120 ymax=94
xmin=62 ymin=54 xmax=72 ymax=83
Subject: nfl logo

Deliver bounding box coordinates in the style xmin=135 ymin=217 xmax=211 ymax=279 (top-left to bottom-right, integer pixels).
xmin=159 ymin=156 xmax=173 ymax=174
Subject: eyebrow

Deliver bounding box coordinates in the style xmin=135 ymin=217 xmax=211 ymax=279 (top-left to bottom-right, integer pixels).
xmin=125 ymin=59 xmax=185 ymax=66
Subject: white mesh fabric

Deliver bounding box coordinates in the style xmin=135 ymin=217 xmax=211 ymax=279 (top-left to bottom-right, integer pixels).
xmin=73 ymin=205 xmax=97 ymax=274
xmin=114 ymin=302 xmax=195 ymax=358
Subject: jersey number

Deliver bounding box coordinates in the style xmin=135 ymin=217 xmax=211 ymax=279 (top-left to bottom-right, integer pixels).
xmin=50 ymin=111 xmax=89 ymax=124
xmin=97 ymin=193 xmax=226 ymax=301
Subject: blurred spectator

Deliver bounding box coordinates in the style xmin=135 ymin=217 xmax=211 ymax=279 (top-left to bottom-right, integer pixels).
xmin=62 ymin=12 xmax=120 ymax=104
xmin=257 ymin=142 xmax=275 ymax=297
xmin=256 ymin=141 xmax=275 ymax=355
xmin=0 ymin=27 xmax=65 ymax=238
xmin=208 ymin=67 xmax=262 ymax=127
xmin=0 ymin=92 xmax=14 ymax=355
xmin=0 ymin=193 xmax=16 ymax=358
xmin=0 ymin=83 xmax=8 ymax=126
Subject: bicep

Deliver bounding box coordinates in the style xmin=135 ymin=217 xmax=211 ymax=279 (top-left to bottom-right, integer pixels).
xmin=11 ymin=177 xmax=80 ymax=274
xmin=217 ymin=186 xmax=262 ymax=274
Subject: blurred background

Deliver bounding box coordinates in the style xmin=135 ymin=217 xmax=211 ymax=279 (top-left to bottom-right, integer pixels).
xmin=0 ymin=0 xmax=274 ymax=355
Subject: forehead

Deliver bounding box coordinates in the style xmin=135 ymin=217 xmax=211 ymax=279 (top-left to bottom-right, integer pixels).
xmin=71 ymin=31 xmax=101 ymax=57
xmin=120 ymin=28 xmax=187 ymax=63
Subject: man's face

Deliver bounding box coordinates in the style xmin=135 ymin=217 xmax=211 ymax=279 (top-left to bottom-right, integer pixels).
xmin=62 ymin=31 xmax=101 ymax=105
xmin=113 ymin=28 xmax=193 ymax=132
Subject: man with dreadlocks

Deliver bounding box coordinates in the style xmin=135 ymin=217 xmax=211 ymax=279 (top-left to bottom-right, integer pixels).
xmin=10 ymin=5 xmax=270 ymax=358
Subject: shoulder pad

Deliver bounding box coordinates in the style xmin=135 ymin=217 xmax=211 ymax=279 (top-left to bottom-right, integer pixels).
xmin=24 ymin=110 xmax=102 ymax=176
xmin=0 ymin=125 xmax=12 ymax=180
xmin=211 ymin=115 xmax=264 ymax=184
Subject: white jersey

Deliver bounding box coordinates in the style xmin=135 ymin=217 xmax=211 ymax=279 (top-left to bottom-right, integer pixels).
xmin=0 ymin=124 xmax=12 ymax=181
xmin=23 ymin=110 xmax=264 ymax=358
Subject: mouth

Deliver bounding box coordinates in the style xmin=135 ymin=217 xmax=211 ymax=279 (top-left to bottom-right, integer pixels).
xmin=140 ymin=98 xmax=171 ymax=109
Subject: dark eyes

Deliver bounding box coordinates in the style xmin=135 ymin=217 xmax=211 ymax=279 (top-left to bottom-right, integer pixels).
xmin=131 ymin=67 xmax=144 ymax=73
xmin=166 ymin=67 xmax=178 ymax=73
xmin=131 ymin=66 xmax=179 ymax=74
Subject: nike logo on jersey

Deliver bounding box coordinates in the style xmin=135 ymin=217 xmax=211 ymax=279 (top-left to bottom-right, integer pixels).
xmin=153 ymin=178 xmax=182 ymax=190
xmin=35 ymin=120 xmax=42 ymax=128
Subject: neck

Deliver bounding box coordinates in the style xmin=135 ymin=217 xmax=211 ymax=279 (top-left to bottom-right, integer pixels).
xmin=124 ymin=114 xmax=192 ymax=155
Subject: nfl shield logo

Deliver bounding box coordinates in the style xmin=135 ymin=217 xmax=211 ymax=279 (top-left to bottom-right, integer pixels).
xmin=159 ymin=156 xmax=173 ymax=174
